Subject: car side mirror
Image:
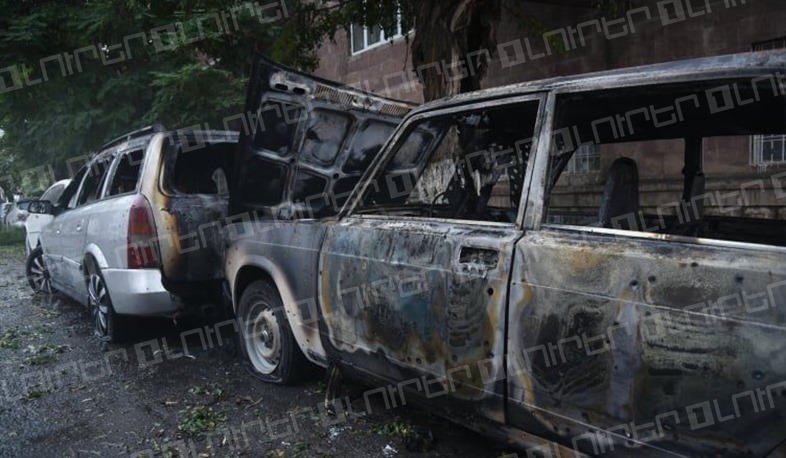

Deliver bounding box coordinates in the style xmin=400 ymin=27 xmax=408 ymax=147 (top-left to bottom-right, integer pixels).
xmin=28 ymin=200 xmax=53 ymax=215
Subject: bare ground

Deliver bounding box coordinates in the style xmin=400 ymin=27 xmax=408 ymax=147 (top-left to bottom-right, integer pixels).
xmin=0 ymin=245 xmax=508 ymax=458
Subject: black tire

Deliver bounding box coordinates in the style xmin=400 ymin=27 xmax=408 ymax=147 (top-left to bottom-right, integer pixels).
xmin=84 ymin=259 xmax=129 ymax=343
xmin=237 ymin=280 xmax=310 ymax=384
xmin=26 ymin=246 xmax=52 ymax=294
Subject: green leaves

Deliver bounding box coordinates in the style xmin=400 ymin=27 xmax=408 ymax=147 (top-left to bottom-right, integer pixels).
xmin=0 ymin=0 xmax=281 ymax=192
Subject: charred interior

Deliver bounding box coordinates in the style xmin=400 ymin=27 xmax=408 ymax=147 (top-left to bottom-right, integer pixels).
xmin=545 ymin=77 xmax=786 ymax=247
xmin=358 ymin=100 xmax=539 ymax=222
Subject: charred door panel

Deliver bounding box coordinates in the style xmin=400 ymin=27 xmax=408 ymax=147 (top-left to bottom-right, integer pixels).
xmin=507 ymin=228 xmax=786 ymax=456
xmin=319 ymin=217 xmax=521 ymax=422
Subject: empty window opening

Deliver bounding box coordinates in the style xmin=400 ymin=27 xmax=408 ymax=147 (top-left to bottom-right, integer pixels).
xmin=545 ymin=77 xmax=786 ymax=247
xmin=357 ymin=100 xmax=540 ymax=223
xmin=169 ymin=143 xmax=235 ymax=195
xmin=108 ymin=149 xmax=144 ymax=196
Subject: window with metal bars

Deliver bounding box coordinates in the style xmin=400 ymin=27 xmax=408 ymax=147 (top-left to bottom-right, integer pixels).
xmin=564 ymin=144 xmax=601 ymax=174
xmin=751 ymin=38 xmax=786 ymax=167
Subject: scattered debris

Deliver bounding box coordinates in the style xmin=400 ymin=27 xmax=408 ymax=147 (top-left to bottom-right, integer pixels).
xmin=22 ymin=343 xmax=68 ymax=366
xmin=177 ymin=405 xmax=227 ymax=439
xmin=382 ymin=444 xmax=398 ymax=456
xmin=0 ymin=329 xmax=20 ymax=349
xmin=21 ymin=389 xmax=47 ymax=402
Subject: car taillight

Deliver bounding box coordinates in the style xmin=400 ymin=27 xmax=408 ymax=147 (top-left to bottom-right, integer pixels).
xmin=127 ymin=195 xmax=160 ymax=269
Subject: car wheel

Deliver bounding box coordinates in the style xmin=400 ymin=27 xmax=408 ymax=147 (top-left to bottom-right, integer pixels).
xmin=26 ymin=246 xmax=52 ymax=294
xmin=238 ymin=280 xmax=310 ymax=384
xmin=85 ymin=260 xmax=127 ymax=342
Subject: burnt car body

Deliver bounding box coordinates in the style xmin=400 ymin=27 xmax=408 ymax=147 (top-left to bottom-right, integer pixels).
xmin=225 ymin=52 xmax=786 ymax=456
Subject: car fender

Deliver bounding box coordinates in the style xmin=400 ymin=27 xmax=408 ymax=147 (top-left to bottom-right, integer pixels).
xmin=84 ymin=242 xmax=110 ymax=270
xmin=228 ymin=251 xmax=327 ymax=366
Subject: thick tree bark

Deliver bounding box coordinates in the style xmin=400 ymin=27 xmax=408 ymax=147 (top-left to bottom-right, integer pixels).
xmin=410 ymin=0 xmax=501 ymax=101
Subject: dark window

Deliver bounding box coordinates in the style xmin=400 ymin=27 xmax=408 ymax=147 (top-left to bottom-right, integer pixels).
xmin=64 ymin=167 xmax=87 ymax=209
xmin=169 ymin=143 xmax=234 ymax=195
xmin=357 ymin=100 xmax=540 ymax=223
xmin=108 ymin=149 xmax=144 ymax=196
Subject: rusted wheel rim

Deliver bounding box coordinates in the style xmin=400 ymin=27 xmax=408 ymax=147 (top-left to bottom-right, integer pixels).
xmin=87 ymin=273 xmax=109 ymax=337
xmin=246 ymin=303 xmax=281 ymax=374
xmin=28 ymin=252 xmax=51 ymax=294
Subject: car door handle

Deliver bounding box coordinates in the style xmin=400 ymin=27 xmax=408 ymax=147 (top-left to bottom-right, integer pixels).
xmin=458 ymin=246 xmax=499 ymax=267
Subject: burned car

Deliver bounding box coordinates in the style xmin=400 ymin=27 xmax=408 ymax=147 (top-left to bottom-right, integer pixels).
xmin=27 ymin=127 xmax=237 ymax=341
xmin=225 ymin=52 xmax=786 ymax=456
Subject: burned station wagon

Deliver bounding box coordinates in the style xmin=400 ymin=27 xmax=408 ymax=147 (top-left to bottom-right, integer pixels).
xmin=225 ymin=52 xmax=786 ymax=456
xmin=28 ymin=127 xmax=237 ymax=341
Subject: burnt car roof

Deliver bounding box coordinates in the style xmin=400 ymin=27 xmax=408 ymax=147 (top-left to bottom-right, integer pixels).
xmin=411 ymin=50 xmax=786 ymax=116
xmin=92 ymin=129 xmax=238 ymax=162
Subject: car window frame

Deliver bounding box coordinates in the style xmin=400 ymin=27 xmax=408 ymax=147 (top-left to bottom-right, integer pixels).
xmin=105 ymin=147 xmax=145 ymax=199
xmin=343 ymin=92 xmax=549 ymax=229
xmin=75 ymin=155 xmax=114 ymax=206
xmin=523 ymin=79 xmax=786 ymax=254
xmin=64 ymin=167 xmax=89 ymax=210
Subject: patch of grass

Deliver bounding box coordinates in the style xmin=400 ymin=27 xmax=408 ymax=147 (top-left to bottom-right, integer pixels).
xmin=187 ymin=385 xmax=224 ymax=398
xmin=371 ymin=417 xmax=413 ymax=438
xmin=304 ymin=381 xmax=326 ymax=395
xmin=23 ymin=343 xmax=68 ymax=365
xmin=22 ymin=389 xmax=47 ymax=402
xmin=177 ymin=405 xmax=227 ymax=439
xmin=0 ymin=329 xmax=21 ymax=349
xmin=0 ymin=227 xmax=25 ymax=247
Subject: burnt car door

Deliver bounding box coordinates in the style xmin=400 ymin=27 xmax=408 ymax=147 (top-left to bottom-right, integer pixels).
xmin=509 ymin=79 xmax=786 ymax=456
xmin=318 ymin=95 xmax=545 ymax=423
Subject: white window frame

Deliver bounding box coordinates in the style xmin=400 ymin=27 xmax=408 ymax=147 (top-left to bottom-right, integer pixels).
xmin=350 ymin=15 xmax=406 ymax=55
xmin=751 ymin=38 xmax=786 ymax=167
xmin=564 ymin=144 xmax=601 ymax=174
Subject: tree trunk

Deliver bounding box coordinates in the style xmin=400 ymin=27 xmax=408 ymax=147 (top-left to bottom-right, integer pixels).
xmin=410 ymin=0 xmax=501 ymax=101
xmin=409 ymin=0 xmax=501 ymax=202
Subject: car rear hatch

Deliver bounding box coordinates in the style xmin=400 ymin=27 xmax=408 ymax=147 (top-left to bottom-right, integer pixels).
xmin=230 ymin=53 xmax=417 ymax=219
xmin=152 ymin=130 xmax=239 ymax=300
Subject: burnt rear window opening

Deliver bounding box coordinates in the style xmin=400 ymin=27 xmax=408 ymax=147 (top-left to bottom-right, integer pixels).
xmin=545 ymin=76 xmax=786 ymax=247
xmin=168 ymin=142 xmax=235 ymax=195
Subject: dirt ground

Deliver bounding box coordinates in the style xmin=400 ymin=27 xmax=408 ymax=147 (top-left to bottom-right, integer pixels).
xmin=0 ymin=245 xmax=509 ymax=458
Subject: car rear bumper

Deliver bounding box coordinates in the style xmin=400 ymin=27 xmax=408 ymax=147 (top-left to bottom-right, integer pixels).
xmin=102 ymin=268 xmax=181 ymax=316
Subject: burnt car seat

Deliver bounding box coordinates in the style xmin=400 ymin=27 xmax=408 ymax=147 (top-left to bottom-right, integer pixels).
xmin=599 ymin=157 xmax=641 ymax=230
